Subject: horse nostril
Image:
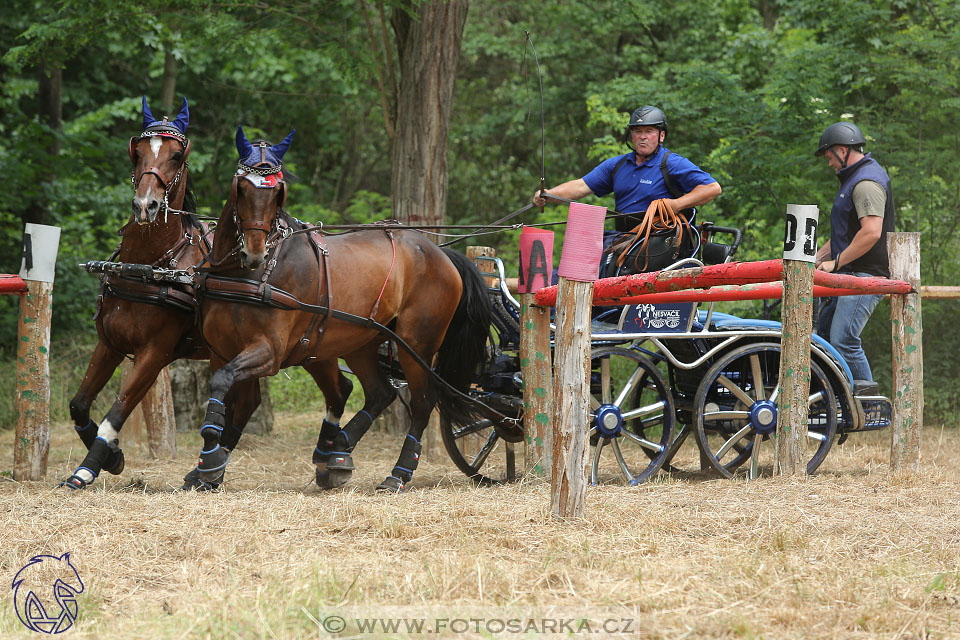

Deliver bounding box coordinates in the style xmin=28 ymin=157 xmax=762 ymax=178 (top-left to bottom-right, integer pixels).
xmin=131 ymin=199 xmax=140 ymax=217
xmin=146 ymin=200 xmax=160 ymax=217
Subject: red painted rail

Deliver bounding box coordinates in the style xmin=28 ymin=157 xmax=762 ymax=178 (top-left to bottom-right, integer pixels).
xmin=532 ymin=259 xmax=914 ymax=307
xmin=0 ymin=274 xmax=27 ymax=294
xmin=597 ymin=283 xmax=911 ymax=306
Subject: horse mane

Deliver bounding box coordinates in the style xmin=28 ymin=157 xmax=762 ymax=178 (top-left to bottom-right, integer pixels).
xmin=183 ymin=174 xmax=197 ymax=213
xmin=211 ymin=179 xmax=240 ymax=263
xmin=181 ymin=174 xmax=203 ymax=230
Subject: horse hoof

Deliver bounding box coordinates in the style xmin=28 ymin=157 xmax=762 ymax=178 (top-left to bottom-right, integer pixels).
xmin=103 ymin=448 xmax=125 ymax=475
xmin=58 ymin=475 xmax=88 ymax=491
xmin=317 ymin=468 xmax=352 ymax=490
xmin=315 ymin=463 xmax=329 ymax=487
xmin=327 ymin=453 xmax=355 ymax=471
xmin=197 ymin=446 xmax=230 ymax=483
xmin=375 ymin=475 xmax=406 ymax=493
xmin=182 ymin=467 xmax=223 ymax=491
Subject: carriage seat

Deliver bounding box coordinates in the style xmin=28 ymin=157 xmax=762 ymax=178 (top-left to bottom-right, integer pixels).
xmin=697 ymin=311 xmax=854 ymax=385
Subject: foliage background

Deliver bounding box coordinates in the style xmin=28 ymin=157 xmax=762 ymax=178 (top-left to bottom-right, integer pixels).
xmin=1 ymin=0 xmax=958 ymax=422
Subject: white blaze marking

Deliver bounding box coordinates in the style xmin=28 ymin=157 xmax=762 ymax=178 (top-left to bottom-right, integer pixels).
xmin=150 ymin=136 xmax=162 ymax=158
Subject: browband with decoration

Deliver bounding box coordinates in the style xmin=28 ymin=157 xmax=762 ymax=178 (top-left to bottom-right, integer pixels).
xmin=238 ymin=170 xmax=284 ymax=188
xmin=140 ymin=124 xmax=187 ymax=146
xmin=237 ymin=162 xmax=282 ymax=177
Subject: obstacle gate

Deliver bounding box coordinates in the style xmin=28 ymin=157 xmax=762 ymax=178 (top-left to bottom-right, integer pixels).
xmin=511 ymin=203 xmax=924 ymax=519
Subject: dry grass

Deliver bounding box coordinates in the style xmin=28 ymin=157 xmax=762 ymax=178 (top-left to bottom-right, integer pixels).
xmin=1 ymin=416 xmax=959 ymax=639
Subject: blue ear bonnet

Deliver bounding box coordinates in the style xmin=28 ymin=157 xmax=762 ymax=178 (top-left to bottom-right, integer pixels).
xmin=235 ymin=126 xmax=295 ymax=175
xmin=141 ymin=96 xmax=189 ymax=138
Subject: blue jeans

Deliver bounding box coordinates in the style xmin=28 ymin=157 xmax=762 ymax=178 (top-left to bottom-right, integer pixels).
xmin=817 ymin=272 xmax=882 ymax=381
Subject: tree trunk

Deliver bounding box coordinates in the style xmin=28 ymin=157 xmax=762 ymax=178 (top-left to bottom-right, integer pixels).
xmin=160 ymin=45 xmax=178 ymax=112
xmin=390 ymin=0 xmax=468 ymax=225
xmin=169 ymin=360 xmax=274 ymax=438
xmin=24 ymin=64 xmax=61 ymax=226
xmin=374 ymin=1 xmax=469 ymax=451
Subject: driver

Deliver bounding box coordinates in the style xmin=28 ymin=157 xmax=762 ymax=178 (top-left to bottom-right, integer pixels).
xmin=532 ymin=105 xmax=722 ymax=233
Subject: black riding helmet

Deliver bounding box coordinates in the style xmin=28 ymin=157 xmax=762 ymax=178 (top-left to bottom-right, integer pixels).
xmin=629 ymin=105 xmax=668 ymax=133
xmin=815 ymin=122 xmax=865 ymax=156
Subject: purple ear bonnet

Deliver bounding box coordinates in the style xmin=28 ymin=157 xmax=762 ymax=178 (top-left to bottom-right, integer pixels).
xmin=141 ymin=96 xmax=189 ymax=138
xmin=236 ymin=126 xmax=295 ymax=175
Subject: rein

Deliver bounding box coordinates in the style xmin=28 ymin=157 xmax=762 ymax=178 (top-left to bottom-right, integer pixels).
xmin=196 ymin=271 xmax=517 ymax=427
xmin=278 ymin=195 xmax=645 ymax=247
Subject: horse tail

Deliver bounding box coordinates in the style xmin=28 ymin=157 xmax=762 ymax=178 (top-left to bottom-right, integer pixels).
xmin=434 ymin=248 xmax=492 ymax=425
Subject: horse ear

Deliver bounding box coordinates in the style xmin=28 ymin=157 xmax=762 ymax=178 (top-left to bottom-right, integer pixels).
xmin=172 ymin=97 xmax=190 ymax=134
xmin=129 ymin=137 xmax=138 ymax=165
xmin=270 ymin=129 xmax=295 ymax=161
xmin=141 ymin=95 xmax=156 ymax=131
xmin=236 ymin=125 xmax=254 ymax=160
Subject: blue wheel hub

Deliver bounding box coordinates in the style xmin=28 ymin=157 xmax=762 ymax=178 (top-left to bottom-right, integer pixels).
xmin=749 ymin=399 xmax=778 ymax=435
xmin=593 ymin=404 xmax=623 ymax=438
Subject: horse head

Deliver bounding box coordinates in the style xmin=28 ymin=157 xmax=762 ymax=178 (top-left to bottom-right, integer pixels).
xmin=130 ymin=96 xmax=191 ymax=224
xmin=231 ymin=125 xmax=295 ymax=270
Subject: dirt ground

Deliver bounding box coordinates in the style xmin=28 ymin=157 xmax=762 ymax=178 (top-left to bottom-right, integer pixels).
xmin=1 ymin=415 xmax=958 ymax=639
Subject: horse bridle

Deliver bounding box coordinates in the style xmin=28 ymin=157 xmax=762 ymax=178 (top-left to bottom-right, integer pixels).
xmin=230 ymin=169 xmax=291 ymax=260
xmin=129 ymin=127 xmax=192 ymax=221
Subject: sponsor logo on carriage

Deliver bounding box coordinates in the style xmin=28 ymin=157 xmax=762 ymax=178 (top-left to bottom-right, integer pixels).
xmin=633 ymin=303 xmax=682 ymax=329
xmin=11 ymin=553 xmax=84 ymax=634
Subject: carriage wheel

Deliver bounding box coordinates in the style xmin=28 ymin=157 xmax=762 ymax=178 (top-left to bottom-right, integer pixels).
xmin=589 ymin=346 xmax=675 ymax=486
xmin=440 ymin=391 xmax=522 ymax=485
xmin=693 ymin=342 xmax=837 ymax=479
xmin=629 ymin=355 xmax=703 ymax=474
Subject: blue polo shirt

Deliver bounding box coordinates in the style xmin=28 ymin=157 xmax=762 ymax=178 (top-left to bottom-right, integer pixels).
xmin=582 ymin=146 xmax=717 ymax=229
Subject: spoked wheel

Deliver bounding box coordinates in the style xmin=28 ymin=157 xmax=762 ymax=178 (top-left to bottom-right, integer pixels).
xmin=440 ymin=390 xmax=523 ymax=485
xmin=589 ymin=346 xmax=675 ymax=486
xmin=693 ymin=342 xmax=838 ymax=479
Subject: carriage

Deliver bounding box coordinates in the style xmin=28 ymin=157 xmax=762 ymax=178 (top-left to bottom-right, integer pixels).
xmin=69 ymin=106 xmax=892 ymax=492
xmin=437 ymin=221 xmax=894 ymax=486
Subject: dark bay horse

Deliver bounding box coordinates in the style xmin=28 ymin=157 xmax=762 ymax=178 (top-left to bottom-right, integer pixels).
xmin=60 ymin=97 xmax=261 ymax=490
xmin=192 ymin=126 xmax=492 ymax=492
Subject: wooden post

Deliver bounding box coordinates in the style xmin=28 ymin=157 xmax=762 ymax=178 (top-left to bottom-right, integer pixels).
xmin=551 ymin=279 xmax=592 ymax=517
xmin=466 ymin=245 xmax=497 ymax=285
xmin=775 ymin=204 xmax=818 ymax=477
xmin=14 ymin=224 xmax=60 ymax=481
xmin=517 ymin=228 xmax=555 ymax=479
xmin=888 ymin=232 xmax=923 ymax=473
xmin=520 ymin=296 xmax=552 ymax=476
xmin=549 ymin=202 xmax=605 ymax=518
xmin=776 ymin=260 xmax=813 ymax=475
xmin=460 ymin=246 xmax=509 ymax=466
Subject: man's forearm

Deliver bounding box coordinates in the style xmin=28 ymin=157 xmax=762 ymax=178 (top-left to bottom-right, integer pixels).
xmin=671 ymin=182 xmax=722 ymax=211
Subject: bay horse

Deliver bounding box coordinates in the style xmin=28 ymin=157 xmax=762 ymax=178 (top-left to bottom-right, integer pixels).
xmin=192 ymin=126 xmax=492 ymax=492
xmin=59 ymin=97 xmax=262 ymax=490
